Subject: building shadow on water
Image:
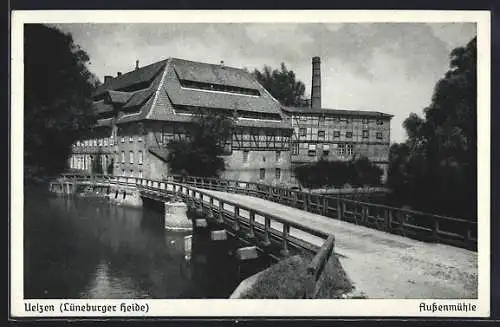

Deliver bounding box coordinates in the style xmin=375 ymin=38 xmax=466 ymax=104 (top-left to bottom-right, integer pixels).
xmin=24 ymin=189 xmax=272 ymax=299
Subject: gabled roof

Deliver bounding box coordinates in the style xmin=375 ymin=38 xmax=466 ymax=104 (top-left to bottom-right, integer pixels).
xmin=107 ymin=90 xmax=133 ymax=104
xmin=281 ymin=106 xmax=394 ymax=118
xmin=92 ymin=60 xmax=167 ymax=98
xmin=159 ymin=58 xmax=284 ymax=117
xmin=91 ymin=57 xmax=394 ymax=129
xmin=173 ymin=58 xmax=257 ymax=90
xmin=94 ymin=100 xmax=114 ymax=115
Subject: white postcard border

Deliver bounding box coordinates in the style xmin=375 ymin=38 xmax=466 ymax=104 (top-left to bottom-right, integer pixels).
xmin=10 ymin=9 xmax=491 ymax=318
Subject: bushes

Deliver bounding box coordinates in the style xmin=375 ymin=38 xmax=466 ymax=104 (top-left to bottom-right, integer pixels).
xmin=294 ymin=156 xmax=383 ymax=189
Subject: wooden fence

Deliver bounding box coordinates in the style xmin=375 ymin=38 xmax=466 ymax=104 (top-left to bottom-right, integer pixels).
xmin=57 ymin=173 xmax=478 ymax=251
xmin=57 ymin=173 xmax=331 ymax=256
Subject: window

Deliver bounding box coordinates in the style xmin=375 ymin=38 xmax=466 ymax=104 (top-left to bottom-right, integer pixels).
xmin=262 ymin=155 xmax=266 ymax=162
xmin=139 ymin=170 xmax=143 ymax=178
xmin=346 ymin=131 xmax=353 ymax=138
xmin=376 ymin=132 xmax=383 ymax=139
xmin=362 ymin=130 xmax=369 ymax=138
xmin=319 ymin=116 xmax=325 ymax=124
xmin=129 ymin=151 xmax=134 ymax=164
xmin=260 ymin=168 xmax=266 ymax=180
xmin=138 ymin=151 xmax=143 ymax=165
xmin=129 ymin=135 xmax=134 ymax=143
xmin=333 ymin=131 xmax=340 ymax=138
xmin=121 ymin=151 xmax=125 ymax=163
xmin=292 ymin=142 xmax=299 ymax=155
xmin=104 ymin=138 xmax=108 ymax=146
xmin=122 ymin=169 xmax=125 ymax=176
xmin=377 ymin=119 xmax=384 ymax=125
xmin=275 ymin=168 xmax=281 ymax=180
xmin=275 ymin=151 xmax=281 ymax=162
xmin=138 ymin=134 xmax=142 ymax=142
xmin=318 ymin=130 xmax=325 ymax=139
xmin=347 ymin=144 xmax=353 ymax=156
xmin=340 ymin=117 xmax=347 ymax=123
xmin=130 ymin=170 xmax=134 ymax=177
xmin=338 ymin=144 xmax=346 ymax=157
xmin=243 ymin=150 xmax=249 ymax=163
xmin=299 ymin=128 xmax=307 ymax=137
xmin=308 ymin=144 xmax=316 ymax=157
xmin=362 ymin=118 xmax=369 ymax=124
xmin=121 ymin=136 xmax=125 ymax=143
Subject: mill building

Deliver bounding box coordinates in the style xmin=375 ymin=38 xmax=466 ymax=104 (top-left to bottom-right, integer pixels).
xmin=68 ymin=56 xmax=393 ymax=184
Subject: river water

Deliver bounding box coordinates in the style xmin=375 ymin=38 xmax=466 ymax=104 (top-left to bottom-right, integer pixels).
xmin=23 ymin=183 xmax=241 ymax=299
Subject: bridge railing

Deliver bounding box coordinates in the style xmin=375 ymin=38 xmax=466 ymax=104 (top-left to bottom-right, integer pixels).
xmin=169 ymin=175 xmax=478 ymax=251
xmin=58 ymin=172 xmax=477 ymax=250
xmin=133 ymin=176 xmax=330 ymax=255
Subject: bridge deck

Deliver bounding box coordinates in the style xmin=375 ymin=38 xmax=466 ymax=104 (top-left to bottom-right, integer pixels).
xmin=196 ymin=188 xmax=478 ymax=299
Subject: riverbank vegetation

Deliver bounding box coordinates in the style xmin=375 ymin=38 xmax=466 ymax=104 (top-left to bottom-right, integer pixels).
xmin=293 ymin=156 xmax=383 ymax=189
xmin=387 ymin=37 xmax=477 ymax=220
xmin=239 ymin=253 xmax=355 ymax=299
xmin=24 ymin=24 xmax=99 ymax=180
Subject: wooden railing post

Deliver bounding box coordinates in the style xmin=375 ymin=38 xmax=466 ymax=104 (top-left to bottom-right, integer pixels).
xmin=361 ymin=205 xmax=367 ymax=225
xmin=433 ymin=219 xmax=440 ymax=242
xmin=339 ymin=200 xmax=345 ymax=220
xmin=208 ymin=197 xmax=214 ymax=218
xmin=292 ymin=191 xmax=298 ymax=208
xmin=262 ymin=216 xmax=271 ymax=246
xmin=233 ymin=206 xmax=240 ymax=231
xmin=304 ymin=235 xmax=335 ymax=298
xmin=248 ymin=211 xmax=256 ymax=239
xmin=387 ymin=208 xmax=393 ymax=231
xmin=322 ymin=196 xmax=328 ymax=216
xmin=218 ymin=200 xmax=224 ymax=223
xmin=281 ymin=223 xmax=290 ymax=256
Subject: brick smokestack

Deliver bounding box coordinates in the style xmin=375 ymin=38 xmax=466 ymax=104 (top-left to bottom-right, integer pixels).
xmin=311 ymin=56 xmax=321 ymax=109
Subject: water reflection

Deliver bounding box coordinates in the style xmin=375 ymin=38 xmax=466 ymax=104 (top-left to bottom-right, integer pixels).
xmin=24 ymin=184 xmax=231 ymax=299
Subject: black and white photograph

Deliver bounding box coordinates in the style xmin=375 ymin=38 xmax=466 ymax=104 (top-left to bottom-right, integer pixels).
xmin=10 ymin=10 xmax=490 ymax=317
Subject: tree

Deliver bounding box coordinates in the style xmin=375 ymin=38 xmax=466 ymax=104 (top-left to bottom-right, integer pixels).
xmin=252 ymin=63 xmax=307 ymax=106
xmin=387 ymin=37 xmax=477 ymax=219
xmin=24 ymin=24 xmax=99 ymax=178
xmin=293 ymin=156 xmax=382 ymax=189
xmin=165 ymin=109 xmax=234 ymax=178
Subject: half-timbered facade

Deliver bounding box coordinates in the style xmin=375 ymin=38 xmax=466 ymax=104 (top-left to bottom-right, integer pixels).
xmin=69 ymin=58 xmax=293 ymax=184
xmin=69 ymin=56 xmax=393 ymax=185
xmin=282 ymin=107 xmax=393 ymax=182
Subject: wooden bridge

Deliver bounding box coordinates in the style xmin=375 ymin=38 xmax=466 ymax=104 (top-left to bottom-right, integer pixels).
xmin=49 ymin=173 xmax=478 ymax=299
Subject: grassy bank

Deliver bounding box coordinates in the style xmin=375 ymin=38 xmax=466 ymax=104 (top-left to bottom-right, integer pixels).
xmin=239 ymin=252 xmax=357 ymax=299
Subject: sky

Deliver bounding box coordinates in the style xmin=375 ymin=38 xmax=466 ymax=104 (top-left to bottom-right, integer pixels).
xmin=53 ymin=23 xmax=476 ymax=143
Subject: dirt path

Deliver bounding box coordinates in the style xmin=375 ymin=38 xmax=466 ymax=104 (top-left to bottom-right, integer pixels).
xmin=198 ymin=189 xmax=478 ymax=299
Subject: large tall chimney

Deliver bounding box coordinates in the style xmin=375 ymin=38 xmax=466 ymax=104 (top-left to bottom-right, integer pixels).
xmin=311 ymin=56 xmax=321 ymax=109
xmin=104 ymin=75 xmax=113 ymax=84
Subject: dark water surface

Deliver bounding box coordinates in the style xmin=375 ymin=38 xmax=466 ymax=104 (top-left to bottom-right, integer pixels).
xmin=23 ymin=183 xmax=239 ymax=299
